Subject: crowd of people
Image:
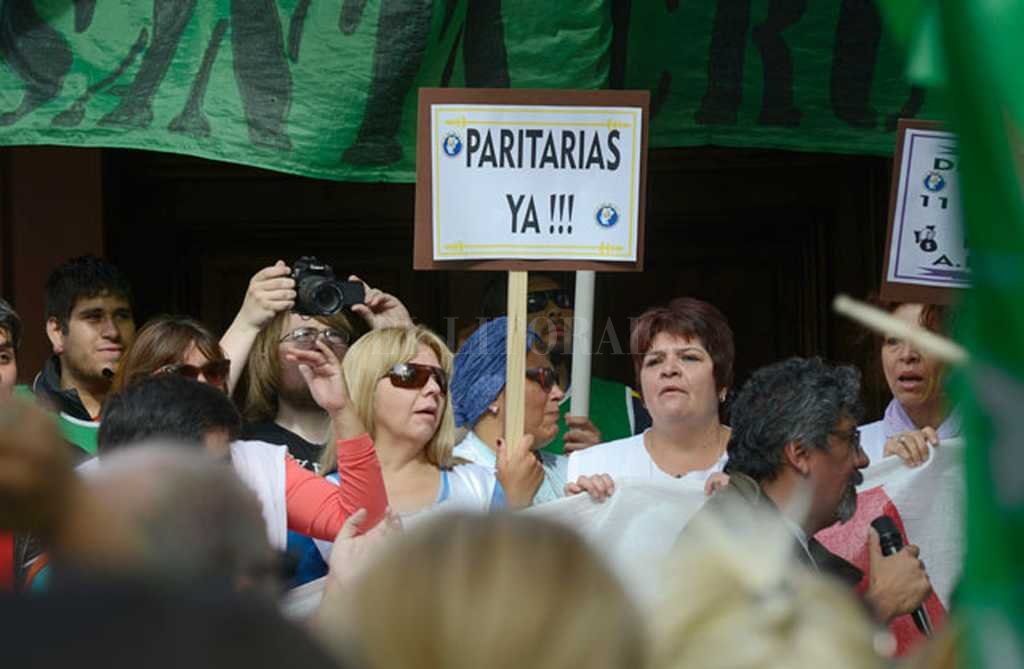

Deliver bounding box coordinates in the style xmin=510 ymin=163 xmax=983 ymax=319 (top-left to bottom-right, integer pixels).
xmin=0 ymin=254 xmax=960 ymax=667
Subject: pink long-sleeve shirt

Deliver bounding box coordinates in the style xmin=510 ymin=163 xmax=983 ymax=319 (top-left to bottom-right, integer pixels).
xmin=283 ymin=433 xmax=386 ymax=539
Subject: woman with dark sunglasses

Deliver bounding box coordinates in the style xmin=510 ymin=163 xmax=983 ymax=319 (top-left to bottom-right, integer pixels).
xmin=449 ymin=316 xmax=571 ymax=507
xmin=112 ymin=315 xmax=232 ymax=394
xmin=317 ymin=325 xmax=516 ymax=527
xmin=107 ymin=314 xmax=388 ymax=551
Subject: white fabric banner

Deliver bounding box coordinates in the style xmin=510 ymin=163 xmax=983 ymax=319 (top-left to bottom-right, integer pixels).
xmin=531 ymin=440 xmax=964 ymax=650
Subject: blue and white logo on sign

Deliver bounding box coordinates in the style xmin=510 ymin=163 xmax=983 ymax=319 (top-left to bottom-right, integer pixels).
xmin=442 ymin=132 xmax=463 ymax=157
xmin=923 ymin=171 xmax=946 ymax=192
xmin=595 ymin=204 xmax=619 ymax=228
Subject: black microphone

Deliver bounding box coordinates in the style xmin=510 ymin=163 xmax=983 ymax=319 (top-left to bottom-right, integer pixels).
xmin=101 ymin=368 xmax=115 ymax=380
xmin=871 ymin=515 xmax=932 ymax=636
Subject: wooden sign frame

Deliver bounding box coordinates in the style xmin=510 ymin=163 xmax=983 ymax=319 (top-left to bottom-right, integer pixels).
xmin=880 ymin=119 xmax=965 ymax=305
xmin=414 ymin=88 xmax=649 ymax=272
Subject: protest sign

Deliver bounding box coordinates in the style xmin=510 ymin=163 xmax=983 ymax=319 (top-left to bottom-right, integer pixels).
xmin=414 ymin=88 xmax=648 ymax=272
xmin=413 ymin=88 xmax=649 ymax=450
xmin=881 ymin=120 xmax=968 ymax=304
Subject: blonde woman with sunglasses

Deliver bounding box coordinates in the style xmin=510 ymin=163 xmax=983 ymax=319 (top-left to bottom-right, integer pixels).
xmin=318 ymin=325 xmax=508 ymax=527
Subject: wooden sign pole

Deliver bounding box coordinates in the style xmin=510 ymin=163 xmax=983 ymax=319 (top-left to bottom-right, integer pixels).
xmin=504 ymin=271 xmax=528 ymax=452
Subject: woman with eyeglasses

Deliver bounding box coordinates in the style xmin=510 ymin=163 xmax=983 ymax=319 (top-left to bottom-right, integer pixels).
xmin=567 ymin=299 xmax=735 ymax=496
xmin=317 ymin=325 xmax=515 ymax=526
xmin=859 ymin=300 xmax=957 ymax=467
xmin=109 ymin=313 xmax=388 ymax=550
xmin=449 ymin=316 xmax=568 ymax=507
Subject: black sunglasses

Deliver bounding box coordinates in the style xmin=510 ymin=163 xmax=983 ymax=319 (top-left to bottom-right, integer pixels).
xmin=386 ymin=362 xmax=449 ymax=394
xmin=157 ymin=359 xmax=231 ymax=388
xmin=525 ymin=367 xmax=558 ymax=392
xmin=526 ymin=290 xmax=573 ymax=313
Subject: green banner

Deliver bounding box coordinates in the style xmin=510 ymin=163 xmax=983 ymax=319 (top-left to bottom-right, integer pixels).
xmin=0 ymin=1 xmax=933 ymax=182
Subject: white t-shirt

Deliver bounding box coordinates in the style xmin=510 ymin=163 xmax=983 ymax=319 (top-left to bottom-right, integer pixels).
xmin=567 ymin=431 xmax=728 ymax=484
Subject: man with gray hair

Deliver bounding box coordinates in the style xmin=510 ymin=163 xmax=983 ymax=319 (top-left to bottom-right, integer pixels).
xmin=684 ymin=357 xmax=932 ymax=623
xmin=57 ymin=445 xmax=279 ymax=597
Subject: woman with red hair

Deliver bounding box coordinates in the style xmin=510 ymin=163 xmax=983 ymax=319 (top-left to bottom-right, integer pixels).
xmin=568 ymin=298 xmax=734 ymax=494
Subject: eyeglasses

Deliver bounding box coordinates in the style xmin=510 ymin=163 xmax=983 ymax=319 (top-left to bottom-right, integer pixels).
xmin=279 ymin=327 xmax=350 ymax=353
xmin=156 ymin=359 xmax=231 ymax=388
xmin=526 ymin=290 xmax=573 ymax=313
xmin=829 ymin=427 xmax=864 ymax=456
xmin=525 ymin=367 xmax=558 ymax=392
xmin=385 ymin=362 xmax=448 ymax=394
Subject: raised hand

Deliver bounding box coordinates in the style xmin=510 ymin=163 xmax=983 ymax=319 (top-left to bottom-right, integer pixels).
xmin=220 ymin=261 xmax=296 ymax=393
xmin=286 ymin=339 xmax=351 ymax=416
xmin=238 ymin=261 xmax=296 ymax=330
xmin=562 ymin=415 xmax=602 ymax=453
xmin=348 ymin=274 xmax=413 ymax=330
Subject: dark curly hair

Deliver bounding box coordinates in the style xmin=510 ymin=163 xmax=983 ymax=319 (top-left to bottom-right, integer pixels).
xmin=725 ymin=357 xmax=863 ymax=482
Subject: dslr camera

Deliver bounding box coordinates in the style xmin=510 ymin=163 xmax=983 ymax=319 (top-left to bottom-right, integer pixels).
xmin=291 ymin=256 xmax=365 ymax=316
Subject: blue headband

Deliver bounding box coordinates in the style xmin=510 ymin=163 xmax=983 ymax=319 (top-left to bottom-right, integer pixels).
xmin=451 ymin=317 xmax=540 ymax=428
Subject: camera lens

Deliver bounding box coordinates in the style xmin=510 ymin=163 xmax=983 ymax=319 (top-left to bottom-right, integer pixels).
xmin=311 ymin=282 xmax=344 ymax=315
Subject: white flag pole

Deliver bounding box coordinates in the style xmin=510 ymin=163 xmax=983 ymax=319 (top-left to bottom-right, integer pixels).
xmin=569 ymin=270 xmax=596 ymax=416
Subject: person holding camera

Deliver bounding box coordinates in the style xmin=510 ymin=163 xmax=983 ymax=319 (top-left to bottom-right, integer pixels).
xmin=222 ymin=259 xmax=413 ymax=472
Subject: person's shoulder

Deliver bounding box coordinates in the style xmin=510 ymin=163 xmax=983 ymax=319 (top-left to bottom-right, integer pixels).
xmin=230 ymin=439 xmax=289 ymax=460
xmin=567 ymin=432 xmax=645 ymax=478
xmin=449 ymin=461 xmax=496 ymax=485
xmin=451 ymin=433 xmax=494 ymax=467
xmin=572 ymin=432 xmax=644 ymax=459
xmin=447 ymin=462 xmax=497 ymax=506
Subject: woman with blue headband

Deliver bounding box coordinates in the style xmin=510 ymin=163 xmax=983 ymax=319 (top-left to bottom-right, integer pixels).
xmin=450 ymin=317 xmax=575 ymax=506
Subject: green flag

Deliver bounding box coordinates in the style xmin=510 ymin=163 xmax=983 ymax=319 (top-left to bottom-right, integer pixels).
xmin=878 ymin=0 xmax=1024 ymax=664
xmin=0 ymin=1 xmax=935 ymax=182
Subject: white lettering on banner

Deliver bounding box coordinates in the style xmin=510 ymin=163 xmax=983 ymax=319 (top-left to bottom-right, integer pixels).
xmin=887 ymin=128 xmax=970 ymax=288
xmin=431 ymin=105 xmax=642 ymax=261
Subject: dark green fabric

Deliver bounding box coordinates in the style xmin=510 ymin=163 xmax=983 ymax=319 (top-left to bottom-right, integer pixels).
xmin=543 ymin=376 xmax=634 ymax=455
xmin=874 ymin=0 xmax=1024 ymax=664
xmin=0 ymin=1 xmax=934 ymax=181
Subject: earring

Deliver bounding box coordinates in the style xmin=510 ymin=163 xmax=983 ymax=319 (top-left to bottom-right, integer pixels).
xmin=718 ymin=391 xmax=726 ymax=403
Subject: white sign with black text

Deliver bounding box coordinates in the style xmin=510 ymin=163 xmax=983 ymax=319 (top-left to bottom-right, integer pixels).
xmin=886 ymin=127 xmax=969 ymax=289
xmin=430 ymin=104 xmax=642 ymax=262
